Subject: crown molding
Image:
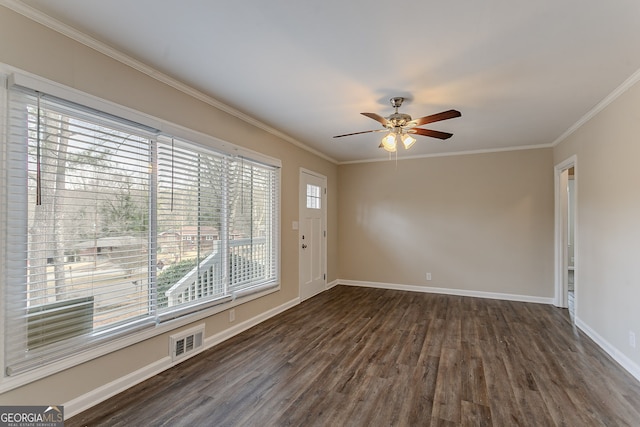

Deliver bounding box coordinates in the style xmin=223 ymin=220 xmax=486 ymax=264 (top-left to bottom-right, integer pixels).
xmin=338 ymin=143 xmax=554 ymax=165
xmin=8 ymin=0 xmax=638 ymax=165
xmin=340 ymin=65 xmax=640 ymax=166
xmin=0 ymin=0 xmax=337 ymax=164
xmin=551 ymin=67 xmax=640 ymax=147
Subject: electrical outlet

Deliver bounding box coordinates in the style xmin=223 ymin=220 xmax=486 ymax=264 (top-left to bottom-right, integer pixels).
xmin=229 ymin=309 xmax=235 ymax=323
xmin=630 ymin=331 xmax=636 ymax=348
xmin=426 ymin=272 xmax=432 ymax=281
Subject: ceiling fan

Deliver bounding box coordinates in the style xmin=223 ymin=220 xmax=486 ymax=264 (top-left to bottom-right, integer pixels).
xmin=333 ymin=97 xmax=461 ymax=152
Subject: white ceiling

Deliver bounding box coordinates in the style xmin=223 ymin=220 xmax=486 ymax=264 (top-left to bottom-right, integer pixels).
xmin=14 ymin=0 xmax=640 ymax=163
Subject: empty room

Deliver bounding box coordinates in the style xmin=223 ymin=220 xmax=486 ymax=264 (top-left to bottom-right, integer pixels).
xmin=0 ymin=1 xmax=639 ymax=425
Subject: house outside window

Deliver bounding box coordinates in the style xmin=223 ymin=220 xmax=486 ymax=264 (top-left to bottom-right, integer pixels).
xmin=1 ymin=73 xmax=280 ymax=378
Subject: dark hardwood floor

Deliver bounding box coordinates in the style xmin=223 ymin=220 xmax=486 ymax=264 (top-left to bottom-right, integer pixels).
xmin=68 ymin=285 xmax=640 ymax=426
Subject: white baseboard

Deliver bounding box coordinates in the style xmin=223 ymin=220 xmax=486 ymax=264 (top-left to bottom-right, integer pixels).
xmin=326 ymin=279 xmax=339 ymax=290
xmin=575 ymin=316 xmax=640 ymax=383
xmin=339 ymin=279 xmax=640 ymax=383
xmin=203 ymin=297 xmax=300 ymax=349
xmin=65 ymin=282 xmax=640 ymax=419
xmin=64 ymin=356 xmax=171 ymax=419
xmin=338 ymin=279 xmax=555 ymax=305
xmin=64 ymin=297 xmax=300 ymax=418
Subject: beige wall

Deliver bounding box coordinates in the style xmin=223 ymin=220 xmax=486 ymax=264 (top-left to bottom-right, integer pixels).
xmin=554 ymin=79 xmax=640 ymax=369
xmin=3 ymin=1 xmax=638 ymax=411
xmin=0 ymin=6 xmax=338 ymax=406
xmin=338 ymin=148 xmax=555 ymax=297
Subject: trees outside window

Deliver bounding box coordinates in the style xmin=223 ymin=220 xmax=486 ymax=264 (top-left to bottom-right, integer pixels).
xmin=3 ymin=84 xmax=279 ymax=376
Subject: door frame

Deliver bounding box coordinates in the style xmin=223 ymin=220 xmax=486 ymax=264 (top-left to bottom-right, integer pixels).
xmin=554 ymin=155 xmax=577 ymax=310
xmin=298 ymin=168 xmax=327 ymax=301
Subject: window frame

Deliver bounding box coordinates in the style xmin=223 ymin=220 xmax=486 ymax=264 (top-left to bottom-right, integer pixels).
xmin=0 ymin=69 xmax=281 ymax=391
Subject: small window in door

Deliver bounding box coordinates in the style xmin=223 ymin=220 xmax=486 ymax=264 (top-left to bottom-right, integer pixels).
xmin=306 ymin=184 xmax=322 ymax=209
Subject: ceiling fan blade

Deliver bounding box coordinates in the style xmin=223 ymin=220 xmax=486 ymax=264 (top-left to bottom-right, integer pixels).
xmin=409 ymin=128 xmax=454 ymax=140
xmin=361 ymin=112 xmax=390 ymax=127
xmin=407 ymin=109 xmax=461 ymax=127
xmin=333 ymin=129 xmax=386 ymax=138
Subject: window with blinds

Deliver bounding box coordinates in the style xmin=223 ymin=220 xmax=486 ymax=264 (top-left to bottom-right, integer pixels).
xmin=155 ymin=140 xmax=279 ymax=320
xmin=2 ymin=77 xmax=280 ymax=376
xmin=227 ymin=158 xmax=278 ymax=296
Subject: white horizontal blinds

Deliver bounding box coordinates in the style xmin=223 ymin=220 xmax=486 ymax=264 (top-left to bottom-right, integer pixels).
xmin=3 ymin=73 xmax=281 ymax=376
xmin=5 ymin=87 xmax=155 ymax=374
xmin=156 ymin=138 xmax=229 ymax=315
xmin=228 ymin=157 xmax=278 ymax=295
xmin=4 ymin=86 xmax=30 ymax=374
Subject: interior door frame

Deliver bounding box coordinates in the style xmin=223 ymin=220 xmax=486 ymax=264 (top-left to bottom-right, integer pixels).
xmin=298 ymin=168 xmax=327 ymax=301
xmin=554 ymin=155 xmax=577 ymax=310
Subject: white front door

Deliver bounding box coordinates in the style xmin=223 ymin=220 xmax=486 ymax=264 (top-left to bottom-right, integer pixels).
xmin=299 ymin=169 xmax=326 ymax=301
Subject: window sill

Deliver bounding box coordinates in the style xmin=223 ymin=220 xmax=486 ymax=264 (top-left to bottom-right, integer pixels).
xmin=0 ymin=283 xmax=280 ymax=394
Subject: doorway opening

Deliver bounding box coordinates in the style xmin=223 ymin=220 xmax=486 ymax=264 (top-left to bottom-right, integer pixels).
xmin=554 ymin=156 xmax=577 ymax=320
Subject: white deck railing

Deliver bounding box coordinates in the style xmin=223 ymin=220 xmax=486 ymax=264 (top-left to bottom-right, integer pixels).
xmin=165 ymin=237 xmax=268 ymax=307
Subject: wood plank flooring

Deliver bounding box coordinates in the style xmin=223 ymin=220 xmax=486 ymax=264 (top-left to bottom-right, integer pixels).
xmin=67 ymin=286 xmax=640 ymax=426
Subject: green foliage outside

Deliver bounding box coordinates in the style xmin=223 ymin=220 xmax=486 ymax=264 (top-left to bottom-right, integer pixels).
xmin=157 ymin=257 xmax=201 ymax=308
xmin=157 ymin=253 xmax=265 ymax=308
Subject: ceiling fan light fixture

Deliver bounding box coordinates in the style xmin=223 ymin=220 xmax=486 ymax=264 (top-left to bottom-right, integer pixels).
xmin=401 ymin=133 xmax=416 ymax=150
xmin=381 ymin=132 xmax=397 ymax=152
xmin=333 ymin=97 xmax=461 ymax=158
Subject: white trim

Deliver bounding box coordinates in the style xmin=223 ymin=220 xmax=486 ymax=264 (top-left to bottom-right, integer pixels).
xmin=326 ymin=279 xmax=339 ymax=290
xmin=63 ymin=297 xmax=300 ymax=418
xmin=0 ymin=66 xmax=284 ymax=391
xmin=202 ymin=297 xmax=299 ymax=350
xmin=8 ymin=72 xmax=162 ymax=131
xmin=4 ymin=0 xmax=640 ymax=165
xmin=338 ymin=143 xmax=553 ymax=165
xmin=299 ymin=168 xmax=328 ymax=301
xmin=552 ymin=68 xmax=640 ymax=147
xmin=0 ymin=0 xmax=337 ymax=165
xmin=0 ymin=283 xmax=281 ymax=394
xmin=339 ymin=280 xmax=640 ymax=383
xmin=554 ymin=156 xmax=578 ymax=308
xmin=338 ymin=280 xmax=554 ymax=305
xmin=575 ymin=316 xmax=640 ymax=383
xmin=157 ymin=126 xmax=281 ymax=169
xmin=0 ymin=74 xmax=7 ymax=383
xmin=7 ymin=69 xmax=281 ymax=168
xmin=337 ymin=67 xmax=640 ymax=166
xmin=61 ymin=285 xmax=640 ymax=419
xmin=64 ymin=356 xmax=171 ymax=420
xmin=299 ymin=167 xmax=328 ymax=180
